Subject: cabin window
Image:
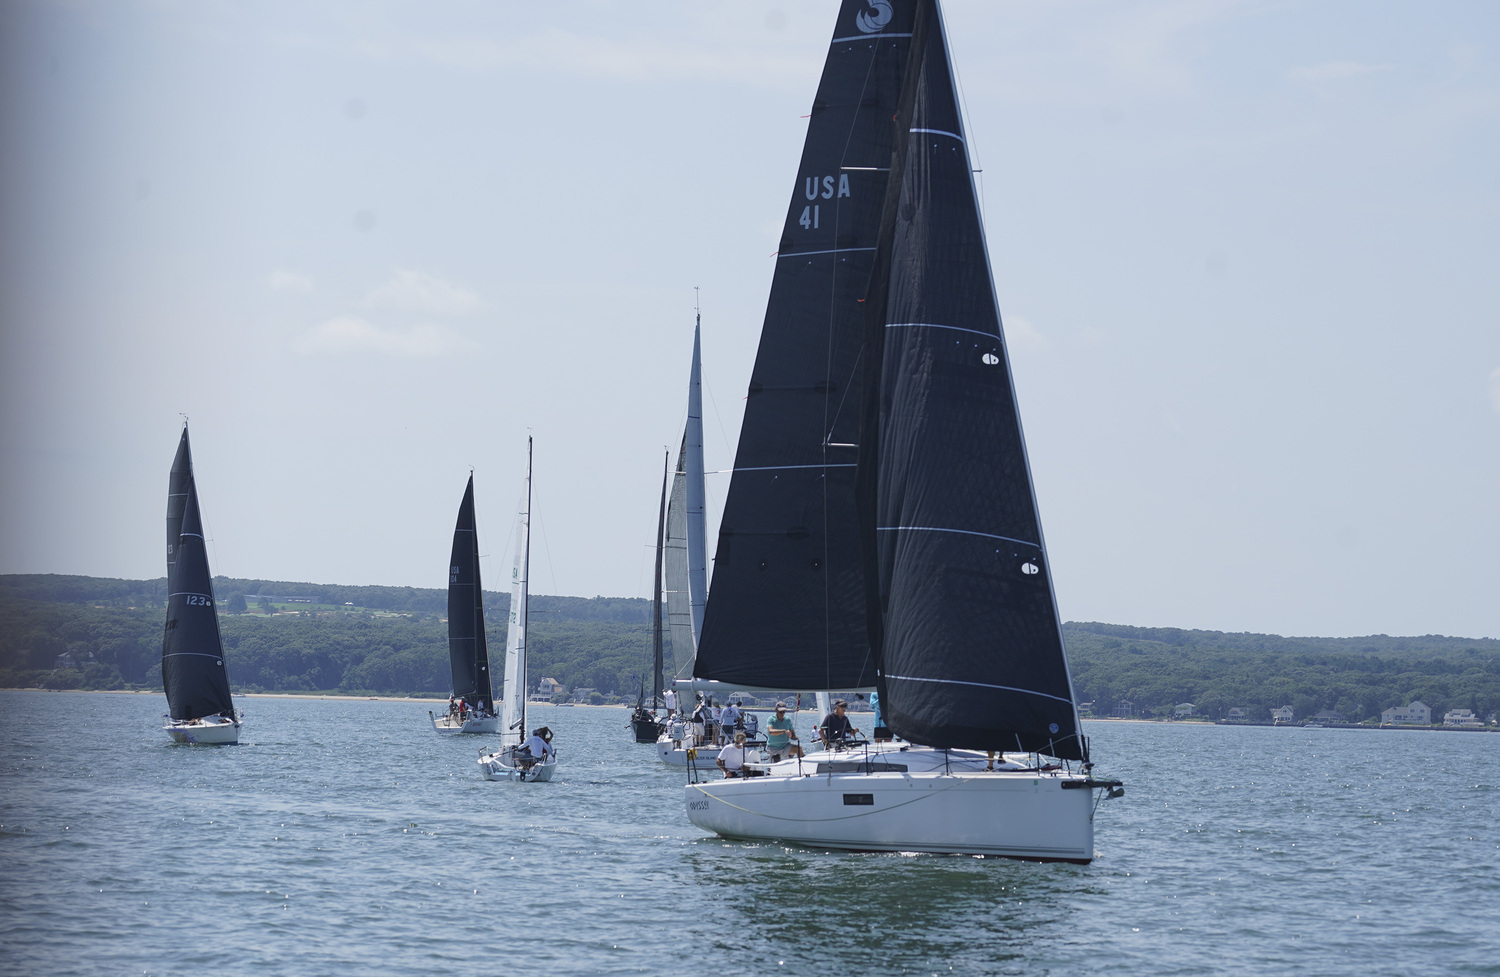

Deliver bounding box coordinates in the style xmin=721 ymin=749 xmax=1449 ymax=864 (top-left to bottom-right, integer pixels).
xmin=843 ymin=794 xmax=875 ymax=806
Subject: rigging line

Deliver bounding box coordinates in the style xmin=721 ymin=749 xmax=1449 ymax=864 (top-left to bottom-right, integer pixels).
xmin=944 ymin=10 xmax=984 ymax=220
xmin=883 ymin=672 xmax=1077 ymax=707
xmin=875 ymin=526 xmax=1039 ymax=548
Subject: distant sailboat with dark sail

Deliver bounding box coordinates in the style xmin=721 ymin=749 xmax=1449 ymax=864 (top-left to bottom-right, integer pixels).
xmin=629 ymin=449 xmax=671 ymax=743
xmin=682 ymin=0 xmax=1121 ymax=861
xmin=161 ymin=423 xmax=241 ymax=744
xmin=432 ymin=474 xmax=499 ymax=734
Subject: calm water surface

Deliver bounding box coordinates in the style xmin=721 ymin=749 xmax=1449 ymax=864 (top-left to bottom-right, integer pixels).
xmin=1 ymin=691 xmax=1496 ymax=976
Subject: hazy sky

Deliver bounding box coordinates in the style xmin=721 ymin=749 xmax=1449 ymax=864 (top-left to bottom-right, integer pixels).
xmin=2 ymin=1 xmax=1496 ymax=639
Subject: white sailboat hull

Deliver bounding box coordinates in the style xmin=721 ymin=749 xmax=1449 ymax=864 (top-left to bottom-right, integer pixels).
xmin=431 ymin=712 xmax=500 ymax=735
xmin=656 ymin=738 xmax=724 ymax=767
xmin=163 ymin=715 xmax=241 ymax=745
xmin=478 ymin=750 xmax=558 ymax=782
xmin=684 ymin=747 xmax=1097 ymax=862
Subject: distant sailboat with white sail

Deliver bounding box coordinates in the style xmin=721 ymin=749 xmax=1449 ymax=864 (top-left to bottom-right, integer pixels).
xmin=479 ymin=438 xmax=558 ymax=781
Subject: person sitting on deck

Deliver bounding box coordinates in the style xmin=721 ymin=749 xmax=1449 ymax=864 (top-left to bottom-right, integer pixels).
xmin=818 ymin=699 xmax=860 ymax=749
xmin=716 ymin=731 xmax=755 ymax=778
xmin=765 ymin=701 xmax=802 ymax=760
xmin=515 ymin=726 xmax=554 ymax=769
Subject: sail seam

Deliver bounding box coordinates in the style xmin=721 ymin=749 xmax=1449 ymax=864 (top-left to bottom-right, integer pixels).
xmin=885 ymin=322 xmax=998 ymax=340
xmin=876 ymin=526 xmax=1038 ymax=548
xmin=883 ymin=673 xmax=1075 ymax=706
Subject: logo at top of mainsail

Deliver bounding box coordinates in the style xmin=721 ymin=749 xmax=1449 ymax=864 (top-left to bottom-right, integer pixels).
xmin=855 ymin=0 xmax=894 ymax=34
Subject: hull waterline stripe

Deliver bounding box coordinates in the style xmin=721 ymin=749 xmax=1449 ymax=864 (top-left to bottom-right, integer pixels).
xmin=876 ymin=526 xmax=1039 ymax=548
xmin=882 ymin=673 xmax=1076 ymax=706
xmin=886 ymin=322 xmax=1000 ymax=341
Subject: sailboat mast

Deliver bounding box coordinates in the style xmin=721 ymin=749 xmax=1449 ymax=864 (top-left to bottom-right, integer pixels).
xmin=651 ymin=448 xmax=669 ymax=707
xmin=521 ymin=435 xmax=532 ymax=740
xmin=685 ymin=313 xmax=708 ymax=643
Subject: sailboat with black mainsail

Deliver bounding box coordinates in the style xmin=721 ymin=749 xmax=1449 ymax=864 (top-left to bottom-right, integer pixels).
xmin=682 ymin=0 xmax=1121 ymax=862
xmin=161 ymin=423 xmax=241 ymax=744
xmin=630 ymin=449 xmax=672 ymax=743
xmin=478 ymin=437 xmax=558 ymax=781
xmin=431 ymin=474 xmax=500 ymax=734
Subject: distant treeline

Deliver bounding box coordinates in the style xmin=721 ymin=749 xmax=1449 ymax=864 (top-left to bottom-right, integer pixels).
xmin=3 ymin=574 xmax=1497 ymax=723
xmin=1065 ymin=623 xmax=1500 ymax=724
xmin=0 ymin=574 xmax=653 ymax=700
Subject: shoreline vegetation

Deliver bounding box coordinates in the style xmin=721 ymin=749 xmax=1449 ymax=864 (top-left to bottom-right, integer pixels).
xmin=3 ymin=573 xmax=1497 ymax=727
xmin=0 ymin=689 xmax=1490 ymax=733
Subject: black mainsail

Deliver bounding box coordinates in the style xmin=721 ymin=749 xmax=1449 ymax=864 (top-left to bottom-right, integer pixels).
xmin=447 ymin=475 xmax=494 ymax=710
xmin=166 ymin=426 xmax=192 ymax=581
xmin=695 ymin=0 xmax=1084 ymax=761
xmin=693 ymin=0 xmax=918 ymax=691
xmin=161 ymin=438 xmax=235 ymax=722
xmin=861 ymin=0 xmax=1083 ymax=759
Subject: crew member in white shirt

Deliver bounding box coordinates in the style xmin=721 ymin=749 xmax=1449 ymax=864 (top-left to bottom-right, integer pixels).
xmin=716 ymin=731 xmax=755 ymax=778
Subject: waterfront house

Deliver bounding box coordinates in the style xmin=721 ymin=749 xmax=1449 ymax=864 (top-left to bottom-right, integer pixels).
xmin=1443 ymin=708 xmax=1483 ymax=727
xmin=1381 ymin=701 xmax=1431 ymax=725
xmin=1173 ymin=702 xmax=1196 ymax=718
xmin=1271 ymin=706 xmax=1295 ymax=724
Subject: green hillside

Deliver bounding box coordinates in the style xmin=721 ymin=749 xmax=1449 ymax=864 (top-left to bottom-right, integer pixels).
xmin=2 ymin=574 xmax=1496 ymax=723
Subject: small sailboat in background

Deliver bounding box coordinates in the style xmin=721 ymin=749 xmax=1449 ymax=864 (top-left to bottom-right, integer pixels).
xmin=479 ymin=437 xmax=558 ymax=782
xmin=629 ymin=450 xmax=672 ymax=743
xmin=432 ymin=474 xmax=499 ymax=734
xmin=652 ymin=318 xmax=726 ymax=767
xmin=161 ymin=422 xmax=241 ymax=744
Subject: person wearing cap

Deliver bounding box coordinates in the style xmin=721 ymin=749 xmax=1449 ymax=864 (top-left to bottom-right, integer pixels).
xmin=765 ymin=701 xmax=802 ymax=760
xmin=819 ymin=699 xmax=859 ymax=749
xmin=715 ymin=730 xmax=755 ymax=778
xmin=720 ymin=699 xmax=743 ymax=735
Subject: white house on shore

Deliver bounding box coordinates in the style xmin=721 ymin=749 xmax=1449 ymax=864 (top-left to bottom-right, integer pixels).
xmin=1271 ymin=706 xmax=1295 ymax=724
xmin=1381 ymin=701 xmax=1431 ymax=725
xmin=1443 ymin=708 xmax=1483 ymax=727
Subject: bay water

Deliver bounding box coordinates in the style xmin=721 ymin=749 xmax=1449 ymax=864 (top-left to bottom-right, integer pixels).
xmin=2 ymin=690 xmax=1496 ymax=976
